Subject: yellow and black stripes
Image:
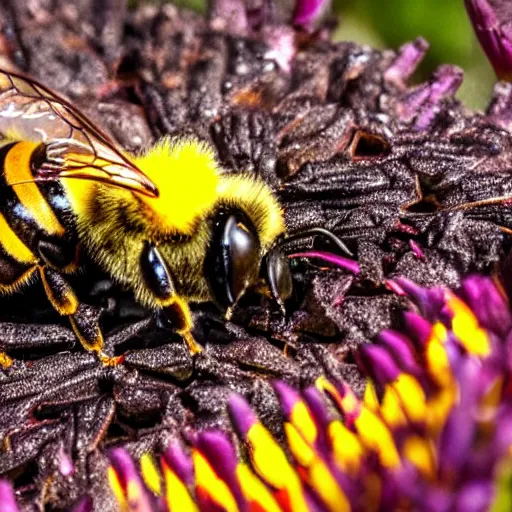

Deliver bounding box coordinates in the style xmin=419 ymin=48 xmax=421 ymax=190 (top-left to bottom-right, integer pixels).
xmin=0 ymin=141 xmax=74 ymax=264
xmin=3 ymin=142 xmax=65 ymax=236
xmin=0 ymin=140 xmax=79 ymax=297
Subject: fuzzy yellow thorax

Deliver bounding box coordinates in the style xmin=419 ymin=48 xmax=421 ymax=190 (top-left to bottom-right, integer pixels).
xmin=133 ymin=138 xmax=220 ymax=235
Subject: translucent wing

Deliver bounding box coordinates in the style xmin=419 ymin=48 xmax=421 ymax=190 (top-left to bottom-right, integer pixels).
xmin=0 ymin=69 xmax=158 ymax=197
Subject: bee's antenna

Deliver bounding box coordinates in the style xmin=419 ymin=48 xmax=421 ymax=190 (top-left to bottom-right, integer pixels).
xmin=277 ymin=227 xmax=353 ymax=257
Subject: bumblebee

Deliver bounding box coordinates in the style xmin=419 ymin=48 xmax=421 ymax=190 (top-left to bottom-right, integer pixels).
xmin=0 ymin=69 xmax=350 ymax=365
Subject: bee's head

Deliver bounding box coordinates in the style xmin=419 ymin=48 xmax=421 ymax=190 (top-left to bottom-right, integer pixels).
xmin=201 ymin=206 xmax=353 ymax=316
xmin=204 ymin=208 xmax=292 ymax=314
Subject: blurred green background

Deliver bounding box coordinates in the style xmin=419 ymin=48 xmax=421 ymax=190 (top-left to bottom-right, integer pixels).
xmin=175 ymin=0 xmax=495 ymax=110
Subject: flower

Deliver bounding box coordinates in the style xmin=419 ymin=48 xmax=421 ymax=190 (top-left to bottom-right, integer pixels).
xmin=209 ymin=0 xmax=333 ymax=71
xmin=3 ymin=276 xmax=508 ymax=511
xmin=102 ymin=276 xmax=512 ymax=510
xmin=465 ymin=0 xmax=512 ymax=80
xmin=3 ymin=1 xmax=512 ymax=509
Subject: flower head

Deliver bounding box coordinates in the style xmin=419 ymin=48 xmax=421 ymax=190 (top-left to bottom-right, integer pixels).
xmin=4 ymin=275 xmax=503 ymax=511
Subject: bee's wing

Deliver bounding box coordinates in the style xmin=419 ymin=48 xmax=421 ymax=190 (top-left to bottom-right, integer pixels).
xmin=0 ymin=70 xmax=158 ymax=197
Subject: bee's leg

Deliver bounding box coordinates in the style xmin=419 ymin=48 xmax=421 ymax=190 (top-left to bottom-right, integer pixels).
xmin=162 ymin=295 xmax=202 ymax=355
xmin=37 ymin=265 xmax=106 ymax=358
xmin=141 ymin=243 xmax=202 ymax=355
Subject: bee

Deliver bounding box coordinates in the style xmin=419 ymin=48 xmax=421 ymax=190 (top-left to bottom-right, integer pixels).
xmin=0 ymin=69 xmax=351 ymax=365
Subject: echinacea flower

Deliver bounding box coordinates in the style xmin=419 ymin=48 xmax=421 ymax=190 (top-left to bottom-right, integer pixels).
xmin=3 ymin=1 xmax=512 ymax=509
xmin=2 ymin=275 xmax=507 ymax=511
xmin=116 ymin=276 xmax=512 ymax=510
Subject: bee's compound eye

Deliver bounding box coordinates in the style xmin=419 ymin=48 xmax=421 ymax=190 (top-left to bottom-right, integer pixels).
xmin=140 ymin=242 xmax=174 ymax=300
xmin=207 ymin=213 xmax=261 ymax=309
xmin=267 ymin=247 xmax=293 ymax=313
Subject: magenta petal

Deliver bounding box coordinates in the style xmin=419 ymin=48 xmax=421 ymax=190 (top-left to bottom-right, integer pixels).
xmin=465 ymin=0 xmax=512 ymax=80
xmin=384 ymin=37 xmax=430 ymax=85
xmin=0 ymin=480 xmax=19 ymax=512
xmin=403 ymin=311 xmax=434 ymax=348
xmin=293 ymin=0 xmax=331 ymax=31
xmin=209 ymin=0 xmax=249 ymax=34
xmin=454 ymin=480 xmax=494 ymax=512
xmin=162 ymin=442 xmax=194 ymax=486
xmin=195 ymin=432 xmax=244 ymax=509
xmin=263 ymin=26 xmax=296 ymax=73
xmin=108 ymin=449 xmax=154 ymax=512
xmin=288 ymin=251 xmax=360 ymax=275
xmin=58 ymin=446 xmax=75 ymax=477
xmin=358 ymin=344 xmax=401 ymax=384
xmin=385 ymin=279 xmax=407 ymax=296
xmin=409 ymin=240 xmax=425 ymax=260
xmin=273 ymin=380 xmax=302 ymax=420
xmin=377 ymin=329 xmax=422 ymax=376
xmin=228 ymin=394 xmax=258 ymax=438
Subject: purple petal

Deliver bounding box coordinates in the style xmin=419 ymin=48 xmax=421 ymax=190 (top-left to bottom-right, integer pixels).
xmin=454 ymin=480 xmax=495 ymax=512
xmin=195 ymin=432 xmax=244 ymax=509
xmin=293 ymin=0 xmax=331 ymax=32
xmin=273 ymin=380 xmax=301 ymax=419
xmin=303 ymin=386 xmax=331 ymax=428
xmin=357 ymin=344 xmax=401 ymax=384
xmin=465 ymin=0 xmax=512 ymax=80
xmin=108 ymin=448 xmax=154 ymax=512
xmin=413 ymin=65 xmax=464 ymax=131
xmin=288 ymin=251 xmax=360 ymax=275
xmin=71 ymin=497 xmax=93 ymax=512
xmin=162 ymin=442 xmax=194 ymax=486
xmin=377 ymin=329 xmax=422 ymax=376
xmin=459 ymin=275 xmax=512 ymax=338
xmin=438 ymin=359 xmax=481 ymax=476
xmin=403 ymin=311 xmax=434 ymax=348
xmin=109 ymin=448 xmax=136 ymax=490
xmin=228 ymin=394 xmax=258 ymax=438
xmin=302 ymin=386 xmax=331 ymax=455
xmin=0 ymin=480 xmax=19 ymax=512
xmin=493 ymin=406 xmax=512 ymax=454
xmin=396 ymin=65 xmax=463 ymax=130
xmin=487 ymin=81 xmax=512 ymax=130
xmin=394 ymin=277 xmax=445 ymax=320
xmin=384 ymin=37 xmax=430 ymax=85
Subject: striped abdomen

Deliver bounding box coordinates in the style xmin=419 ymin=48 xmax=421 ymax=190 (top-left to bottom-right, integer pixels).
xmin=0 ymin=141 xmax=77 ymax=291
